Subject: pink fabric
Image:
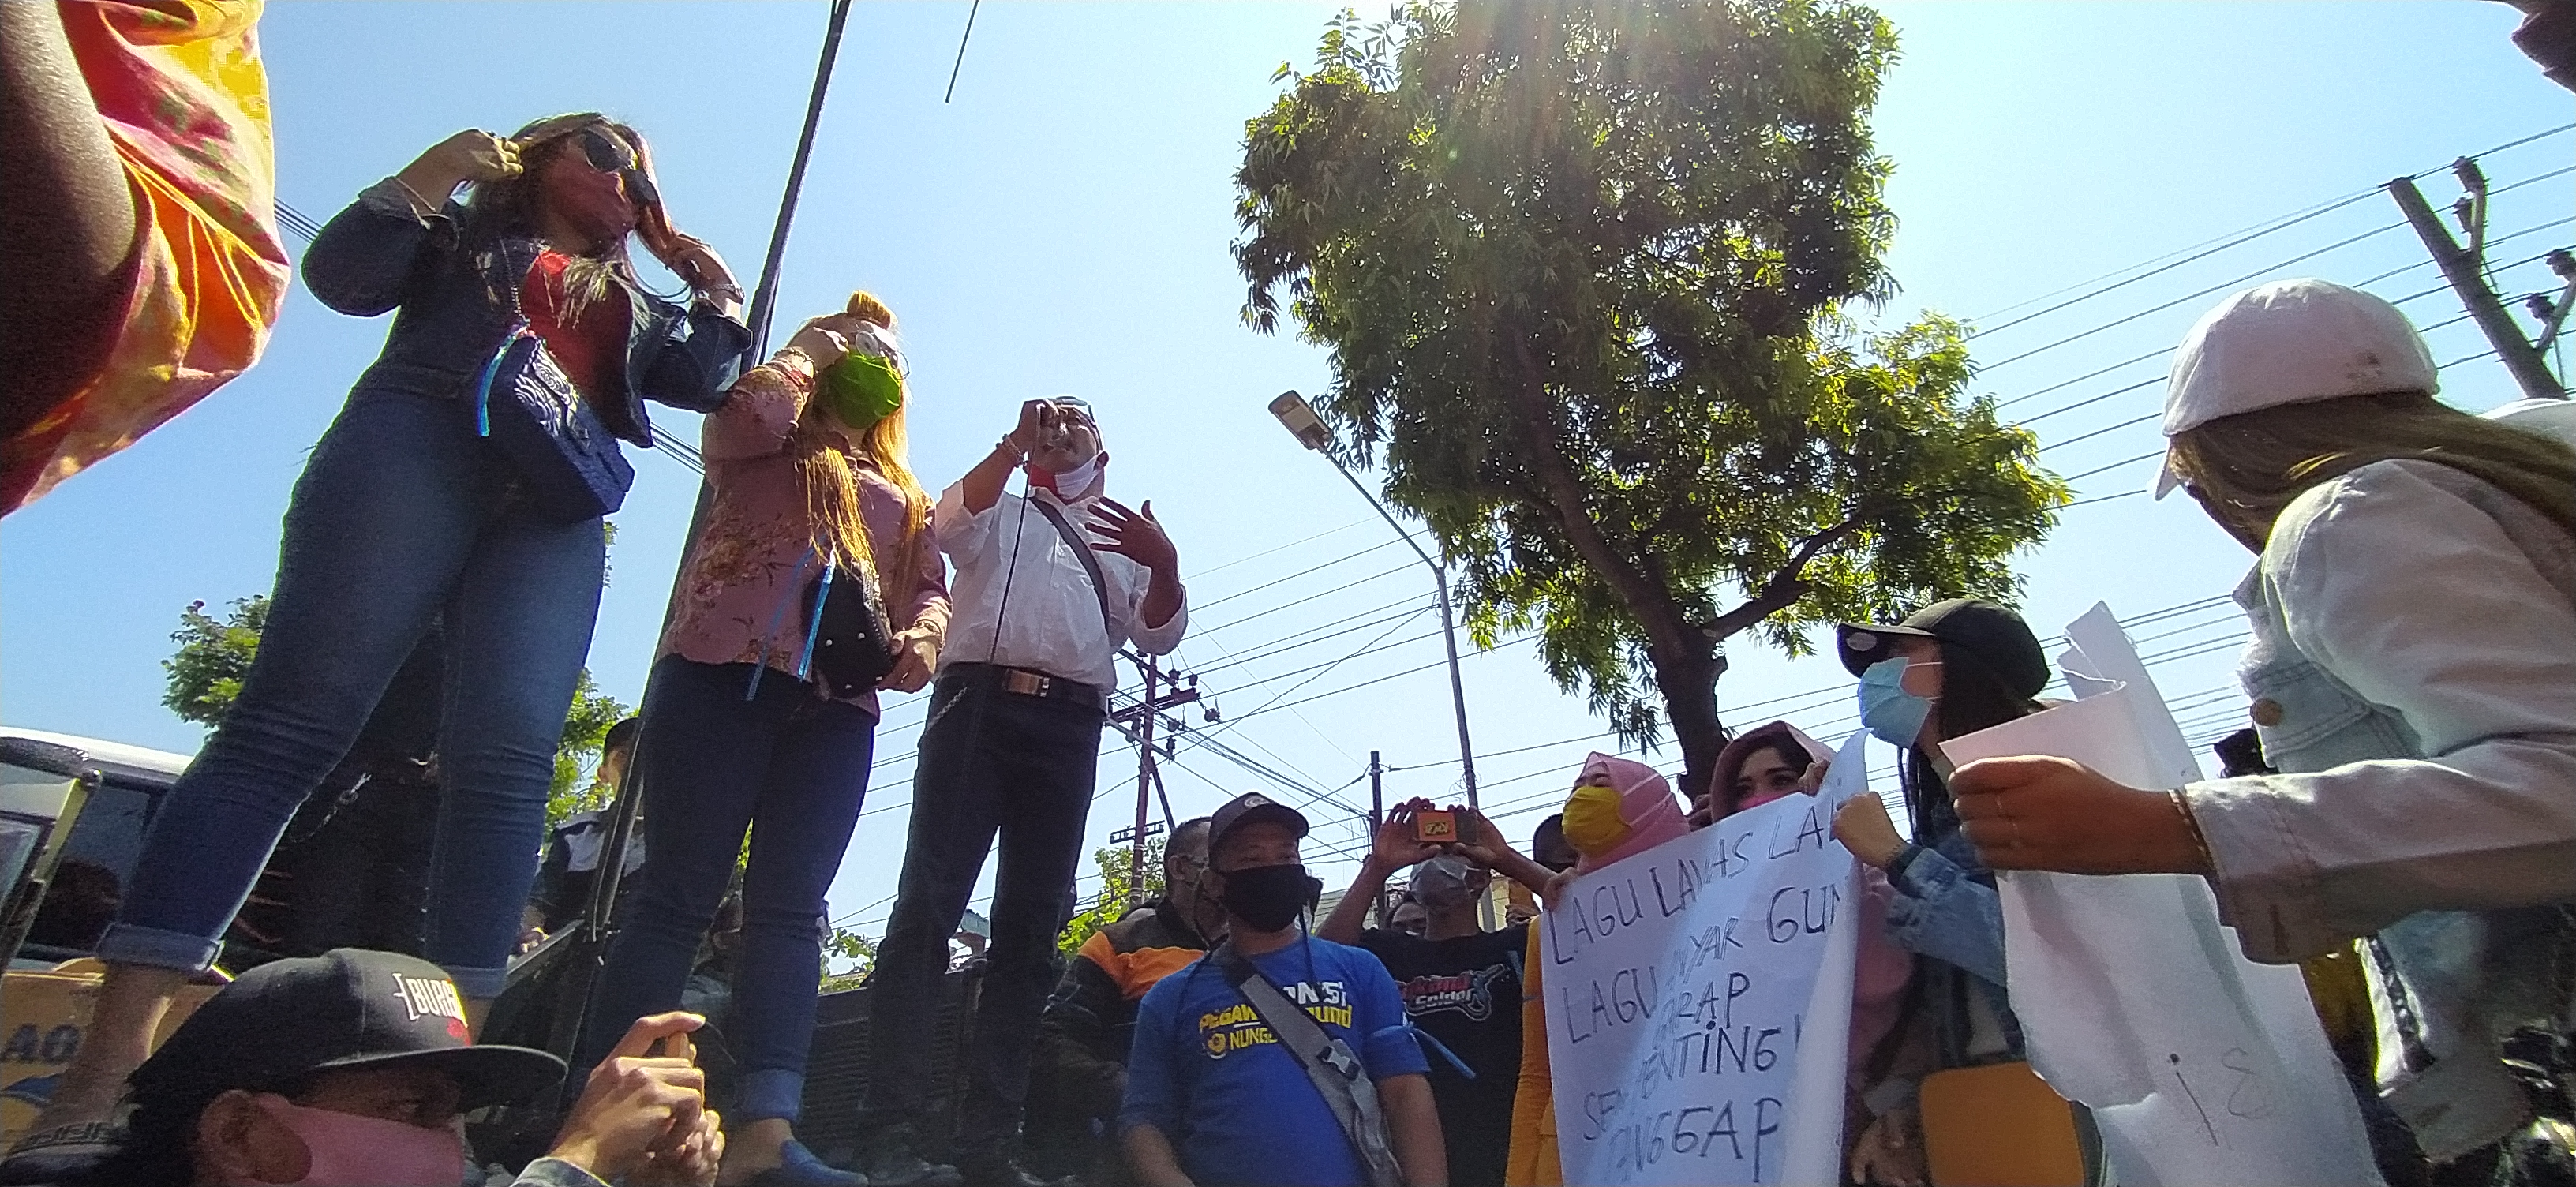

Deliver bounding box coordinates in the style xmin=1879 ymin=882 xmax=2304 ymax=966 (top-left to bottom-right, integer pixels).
xmin=1571 ymin=753 xmax=1690 ymax=874
xmin=659 ymin=361 xmax=950 ymax=717
xmin=1845 ymin=866 xmax=1913 ymax=1069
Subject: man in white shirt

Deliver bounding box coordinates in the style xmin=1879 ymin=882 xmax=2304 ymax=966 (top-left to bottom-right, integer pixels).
xmin=865 ymin=398 xmax=1185 ymax=1187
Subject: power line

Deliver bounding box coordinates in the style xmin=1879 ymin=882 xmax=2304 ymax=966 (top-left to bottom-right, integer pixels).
xmin=1966 ymin=122 xmax=2572 ymax=330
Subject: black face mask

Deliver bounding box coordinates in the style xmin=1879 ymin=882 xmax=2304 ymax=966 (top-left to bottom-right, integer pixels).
xmin=1217 ymin=863 xmax=1310 ymax=933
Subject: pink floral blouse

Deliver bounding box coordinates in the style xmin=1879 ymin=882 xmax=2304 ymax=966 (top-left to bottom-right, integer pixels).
xmin=658 ymin=358 xmax=950 ymax=718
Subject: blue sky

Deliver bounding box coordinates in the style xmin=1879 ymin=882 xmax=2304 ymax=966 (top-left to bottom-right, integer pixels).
xmin=2 ymin=2 xmax=2567 ymax=941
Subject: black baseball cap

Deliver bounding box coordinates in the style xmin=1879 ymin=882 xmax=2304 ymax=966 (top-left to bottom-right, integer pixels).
xmin=1209 ymin=792 xmax=1309 ymax=852
xmin=1837 ymin=597 xmax=2049 ymax=698
xmin=129 ymin=949 xmax=565 ymax=1110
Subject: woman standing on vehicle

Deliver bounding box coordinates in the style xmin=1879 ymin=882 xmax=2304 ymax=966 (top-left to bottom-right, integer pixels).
xmin=1949 ymin=279 xmax=2576 ymax=1183
xmin=1829 ymin=597 xmax=2058 ymax=1185
xmin=580 ymin=292 xmax=946 ymax=1187
xmin=5 ymin=115 xmax=748 ymax=1177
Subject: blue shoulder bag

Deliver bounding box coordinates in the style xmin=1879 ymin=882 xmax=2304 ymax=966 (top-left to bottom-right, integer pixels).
xmin=469 ymin=266 xmax=635 ymax=522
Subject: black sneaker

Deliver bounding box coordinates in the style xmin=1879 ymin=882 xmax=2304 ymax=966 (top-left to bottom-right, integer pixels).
xmin=861 ymin=1129 xmax=960 ymax=1187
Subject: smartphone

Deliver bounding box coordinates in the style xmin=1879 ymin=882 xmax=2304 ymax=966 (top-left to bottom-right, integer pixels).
xmin=1413 ymin=810 xmax=1457 ymax=844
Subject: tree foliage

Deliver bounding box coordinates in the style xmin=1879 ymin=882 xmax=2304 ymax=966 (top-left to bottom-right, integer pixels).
xmin=821 ymin=925 xmax=878 ymax=993
xmin=1234 ymin=0 xmax=2066 ymax=789
xmin=163 ymin=597 xmax=631 ymax=829
xmin=549 ymin=669 xmax=632 ymax=822
xmin=163 ymin=597 xmax=268 ymax=727
xmin=1058 ymin=836 xmax=1168 ymax=958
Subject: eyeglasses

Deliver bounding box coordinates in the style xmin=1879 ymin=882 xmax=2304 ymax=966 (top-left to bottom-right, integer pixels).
xmin=573 ymin=129 xmax=658 ymax=207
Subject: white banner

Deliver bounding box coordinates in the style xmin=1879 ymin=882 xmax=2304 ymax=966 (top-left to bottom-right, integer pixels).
xmin=1939 ymin=603 xmax=2384 ymax=1187
xmin=1541 ymin=732 xmax=1868 ymax=1186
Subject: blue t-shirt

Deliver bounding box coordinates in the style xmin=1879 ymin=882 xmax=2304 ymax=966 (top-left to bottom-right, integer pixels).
xmin=1118 ymin=933 xmax=1429 ymax=1187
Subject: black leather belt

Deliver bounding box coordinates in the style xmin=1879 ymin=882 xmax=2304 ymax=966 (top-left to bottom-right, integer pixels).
xmin=945 ymin=661 xmax=1106 ymax=710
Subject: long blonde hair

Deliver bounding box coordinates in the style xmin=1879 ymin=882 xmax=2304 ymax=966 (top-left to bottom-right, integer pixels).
xmin=796 ymin=292 xmax=932 ymax=599
xmin=2169 ymin=389 xmax=2576 ymax=546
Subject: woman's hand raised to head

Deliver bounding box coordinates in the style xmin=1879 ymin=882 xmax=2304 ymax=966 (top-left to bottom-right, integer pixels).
xmin=655 ymin=233 xmax=739 ymax=298
xmin=398 ymin=129 xmax=520 ymax=200
xmin=1949 ymin=756 xmax=2211 ymax=875
xmin=778 ymin=313 xmax=870 ymax=372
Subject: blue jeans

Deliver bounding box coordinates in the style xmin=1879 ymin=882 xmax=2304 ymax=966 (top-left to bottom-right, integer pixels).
xmin=578 ymin=657 xmax=879 ymax=1124
xmin=96 ymin=389 xmax=605 ymax=998
xmin=868 ymin=666 xmax=1104 ymax=1151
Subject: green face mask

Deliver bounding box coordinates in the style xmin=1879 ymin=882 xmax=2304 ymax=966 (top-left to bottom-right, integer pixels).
xmin=818 ymin=352 xmax=904 ymax=432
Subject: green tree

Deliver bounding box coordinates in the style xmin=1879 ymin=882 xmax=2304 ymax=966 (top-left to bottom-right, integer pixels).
xmin=1234 ymin=1 xmax=2065 ymax=792
xmin=162 ymin=597 xmax=631 ymax=828
xmin=1058 ymin=836 xmax=1167 ymax=958
xmin=821 ymin=925 xmax=878 ymax=993
xmin=163 ymin=597 xmax=268 ymax=727
xmin=548 ymin=669 xmax=631 ymax=822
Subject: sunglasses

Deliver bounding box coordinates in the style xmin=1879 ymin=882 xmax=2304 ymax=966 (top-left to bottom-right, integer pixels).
xmin=572 ymin=129 xmax=659 ymax=208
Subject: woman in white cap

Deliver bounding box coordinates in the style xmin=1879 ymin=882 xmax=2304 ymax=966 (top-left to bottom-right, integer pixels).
xmin=1946 ymin=278 xmax=2576 ymax=1181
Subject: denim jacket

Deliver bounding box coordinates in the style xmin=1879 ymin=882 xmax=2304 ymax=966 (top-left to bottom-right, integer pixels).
xmin=1885 ymin=818 xmax=2026 ymax=1069
xmin=302 ymin=178 xmax=748 ymax=443
xmin=2184 ymin=459 xmax=2576 ymax=1160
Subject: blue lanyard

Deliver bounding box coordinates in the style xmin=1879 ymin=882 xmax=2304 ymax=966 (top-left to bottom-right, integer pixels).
xmin=743 ymin=545 xmax=833 ymax=702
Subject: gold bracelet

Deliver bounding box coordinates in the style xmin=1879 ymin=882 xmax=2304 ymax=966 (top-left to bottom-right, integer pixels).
xmin=2169 ymin=788 xmax=2217 ymax=873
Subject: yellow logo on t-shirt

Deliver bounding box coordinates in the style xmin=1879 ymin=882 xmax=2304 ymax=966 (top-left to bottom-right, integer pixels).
xmin=1196 ymin=981 xmax=1350 ymax=1058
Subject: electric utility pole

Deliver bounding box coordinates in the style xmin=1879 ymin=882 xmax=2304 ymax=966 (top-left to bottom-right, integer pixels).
xmin=1112 ymin=656 xmax=1200 ymax=889
xmin=2388 ymin=160 xmax=2566 ymax=400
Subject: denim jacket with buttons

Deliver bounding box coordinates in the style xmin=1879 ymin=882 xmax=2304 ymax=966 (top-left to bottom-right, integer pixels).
xmin=2185 ymin=459 xmax=2576 ymax=1161
xmin=1885 ymin=800 xmax=2027 ymax=1070
xmin=302 ymin=178 xmax=748 ymax=442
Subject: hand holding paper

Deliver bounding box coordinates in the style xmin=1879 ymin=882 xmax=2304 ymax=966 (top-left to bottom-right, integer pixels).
xmin=1950 ymin=755 xmax=2211 ymax=874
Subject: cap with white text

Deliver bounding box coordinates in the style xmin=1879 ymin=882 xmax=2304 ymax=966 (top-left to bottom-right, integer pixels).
xmin=128 ymin=949 xmax=564 ymax=1110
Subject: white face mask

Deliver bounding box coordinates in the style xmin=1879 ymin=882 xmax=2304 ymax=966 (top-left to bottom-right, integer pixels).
xmin=225 ymin=1095 xmax=466 ymax=1187
xmin=1033 ymin=452 xmax=1104 ymax=500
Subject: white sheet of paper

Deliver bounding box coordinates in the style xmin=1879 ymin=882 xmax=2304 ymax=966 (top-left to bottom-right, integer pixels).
xmin=1941 ymin=612 xmax=2383 ymax=1186
xmin=1541 ymin=732 xmax=1868 ymax=1186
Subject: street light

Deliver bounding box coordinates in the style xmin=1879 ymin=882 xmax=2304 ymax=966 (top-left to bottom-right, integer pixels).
xmin=1268 ymin=390 xmax=1484 ymax=834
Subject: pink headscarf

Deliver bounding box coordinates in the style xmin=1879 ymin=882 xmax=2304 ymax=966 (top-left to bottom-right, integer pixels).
xmin=1569 ymin=752 xmax=1690 ymax=874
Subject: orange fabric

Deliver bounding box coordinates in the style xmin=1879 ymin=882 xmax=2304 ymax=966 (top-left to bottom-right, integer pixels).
xmin=1504 ymin=925 xmax=1561 ymax=1187
xmin=4 ymin=0 xmax=288 ymax=511
xmin=1076 ymin=928 xmax=1204 ymax=1003
xmin=1918 ymin=1062 xmax=2086 ymax=1186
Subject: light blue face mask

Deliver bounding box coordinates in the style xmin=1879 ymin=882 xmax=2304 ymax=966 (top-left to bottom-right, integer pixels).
xmin=1858 ymin=656 xmax=1936 ymax=747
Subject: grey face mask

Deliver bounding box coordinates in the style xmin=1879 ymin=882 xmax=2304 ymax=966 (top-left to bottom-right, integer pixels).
xmin=1412 ymin=855 xmax=1477 ymax=908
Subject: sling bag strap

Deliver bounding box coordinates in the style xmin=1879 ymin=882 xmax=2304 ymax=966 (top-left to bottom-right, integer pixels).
xmin=1028 ymin=494 xmax=1118 ymax=638
xmin=1211 ymin=942 xmax=1406 ymax=1187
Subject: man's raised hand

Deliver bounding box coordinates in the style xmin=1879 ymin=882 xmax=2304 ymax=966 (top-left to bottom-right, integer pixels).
xmin=1088 ymin=498 xmax=1177 ymax=574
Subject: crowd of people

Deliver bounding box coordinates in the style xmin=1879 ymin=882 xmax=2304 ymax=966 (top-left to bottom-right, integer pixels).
xmin=0 ymin=62 xmax=2572 ymax=1187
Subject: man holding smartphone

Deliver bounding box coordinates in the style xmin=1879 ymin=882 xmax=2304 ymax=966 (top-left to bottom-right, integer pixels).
xmin=863 ymin=398 xmax=1186 ymax=1187
xmin=1316 ymin=802 xmax=1556 ymax=1187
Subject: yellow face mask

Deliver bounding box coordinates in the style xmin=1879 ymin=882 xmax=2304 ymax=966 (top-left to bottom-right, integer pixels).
xmin=1560 ymin=782 xmax=1633 ymax=859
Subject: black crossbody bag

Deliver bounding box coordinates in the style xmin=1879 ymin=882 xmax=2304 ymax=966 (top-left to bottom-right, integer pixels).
xmin=803 ymin=545 xmax=899 ymax=698
xmin=1028 ymin=496 xmax=1116 ymax=637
